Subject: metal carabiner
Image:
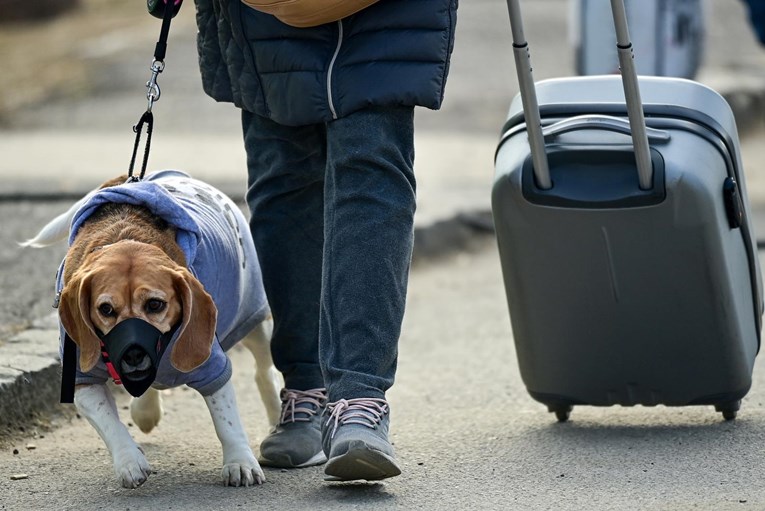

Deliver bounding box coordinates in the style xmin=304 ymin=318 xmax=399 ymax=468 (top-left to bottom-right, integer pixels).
xmin=145 ymin=59 xmax=165 ymax=112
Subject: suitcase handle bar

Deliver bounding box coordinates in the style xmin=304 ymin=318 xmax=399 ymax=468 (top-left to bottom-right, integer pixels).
xmin=509 ymin=1 xmax=551 ymax=189
xmin=610 ymin=0 xmax=653 ymax=189
xmin=506 ymin=0 xmax=654 ymax=190
xmin=542 ymin=115 xmax=671 ymax=144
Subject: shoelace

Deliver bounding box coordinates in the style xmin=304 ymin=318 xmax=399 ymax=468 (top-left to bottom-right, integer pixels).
xmin=279 ymin=387 xmax=327 ymax=424
xmin=325 ymin=398 xmax=389 ymax=439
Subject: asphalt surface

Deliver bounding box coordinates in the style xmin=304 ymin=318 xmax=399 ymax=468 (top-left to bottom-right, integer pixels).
xmin=4 ymin=0 xmax=765 ymax=509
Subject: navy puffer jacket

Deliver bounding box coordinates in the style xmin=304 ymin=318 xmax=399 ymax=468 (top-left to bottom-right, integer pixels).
xmin=194 ymin=0 xmax=458 ymax=126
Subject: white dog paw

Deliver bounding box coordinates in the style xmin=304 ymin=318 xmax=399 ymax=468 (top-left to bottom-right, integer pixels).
xmin=113 ymin=447 xmax=152 ymax=489
xmin=221 ymin=456 xmax=265 ymax=487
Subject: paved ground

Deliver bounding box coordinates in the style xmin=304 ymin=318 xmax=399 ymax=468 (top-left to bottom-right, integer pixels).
xmin=4 ymin=0 xmax=765 ymax=509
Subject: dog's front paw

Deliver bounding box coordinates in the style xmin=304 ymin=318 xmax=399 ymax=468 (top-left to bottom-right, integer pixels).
xmin=221 ymin=453 xmax=265 ymax=487
xmin=113 ymin=446 xmax=152 ymax=489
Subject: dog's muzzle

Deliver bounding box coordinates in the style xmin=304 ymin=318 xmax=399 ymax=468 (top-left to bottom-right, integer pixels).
xmin=97 ymin=318 xmax=179 ymax=398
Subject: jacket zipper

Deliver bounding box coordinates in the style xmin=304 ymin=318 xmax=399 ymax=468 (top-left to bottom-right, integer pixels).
xmin=327 ymin=20 xmax=343 ymax=120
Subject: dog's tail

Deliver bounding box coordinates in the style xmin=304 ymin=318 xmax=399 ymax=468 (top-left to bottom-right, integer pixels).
xmin=18 ymin=193 xmax=92 ymax=248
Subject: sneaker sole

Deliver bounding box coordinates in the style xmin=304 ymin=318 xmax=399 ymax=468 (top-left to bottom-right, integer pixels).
xmin=324 ymin=441 xmax=402 ymax=482
xmin=259 ymin=450 xmax=327 ymax=469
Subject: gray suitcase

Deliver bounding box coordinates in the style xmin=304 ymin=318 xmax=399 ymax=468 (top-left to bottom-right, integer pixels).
xmin=493 ymin=0 xmax=763 ymax=422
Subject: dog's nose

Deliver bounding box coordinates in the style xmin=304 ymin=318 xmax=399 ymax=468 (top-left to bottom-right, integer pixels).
xmin=123 ymin=347 xmax=148 ymax=368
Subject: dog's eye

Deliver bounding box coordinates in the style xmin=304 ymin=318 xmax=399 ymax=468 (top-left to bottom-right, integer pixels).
xmin=146 ymin=299 xmax=166 ymax=313
xmin=98 ymin=303 xmax=115 ymax=317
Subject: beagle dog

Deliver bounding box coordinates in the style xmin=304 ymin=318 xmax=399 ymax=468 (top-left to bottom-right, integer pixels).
xmin=22 ymin=170 xmax=282 ymax=489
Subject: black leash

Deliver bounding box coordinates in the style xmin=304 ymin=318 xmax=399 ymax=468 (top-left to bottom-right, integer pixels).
xmin=128 ymin=111 xmax=154 ymax=182
xmin=127 ymin=0 xmax=181 ymax=181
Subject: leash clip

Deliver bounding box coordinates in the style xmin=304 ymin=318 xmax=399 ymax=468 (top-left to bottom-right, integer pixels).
xmin=145 ymin=59 xmax=165 ymax=113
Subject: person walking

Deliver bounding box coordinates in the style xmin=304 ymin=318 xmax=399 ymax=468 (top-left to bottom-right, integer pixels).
xmin=192 ymin=0 xmax=458 ymax=481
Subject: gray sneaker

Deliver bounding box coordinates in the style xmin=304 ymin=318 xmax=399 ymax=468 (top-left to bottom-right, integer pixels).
xmin=322 ymin=398 xmax=402 ymax=481
xmin=258 ymin=387 xmax=328 ymax=468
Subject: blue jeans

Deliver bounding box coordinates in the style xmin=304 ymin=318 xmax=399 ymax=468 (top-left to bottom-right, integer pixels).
xmin=243 ymin=106 xmax=416 ymax=402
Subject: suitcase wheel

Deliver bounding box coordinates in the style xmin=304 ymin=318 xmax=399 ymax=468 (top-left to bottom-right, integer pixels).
xmin=547 ymin=404 xmax=573 ymax=422
xmin=715 ymin=400 xmax=742 ymax=421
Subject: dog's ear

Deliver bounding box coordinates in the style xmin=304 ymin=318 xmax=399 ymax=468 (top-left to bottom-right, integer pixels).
xmin=169 ymin=268 xmax=217 ymax=373
xmin=59 ymin=270 xmax=102 ymax=373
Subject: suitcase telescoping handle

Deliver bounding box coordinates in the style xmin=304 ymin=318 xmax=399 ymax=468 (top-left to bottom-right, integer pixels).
xmin=506 ymin=0 xmax=653 ymax=191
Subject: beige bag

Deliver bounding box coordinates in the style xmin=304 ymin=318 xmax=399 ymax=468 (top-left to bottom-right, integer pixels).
xmin=241 ymin=0 xmax=379 ymax=28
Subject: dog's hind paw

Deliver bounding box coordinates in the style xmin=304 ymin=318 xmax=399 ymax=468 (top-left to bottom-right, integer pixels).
xmin=221 ymin=459 xmax=266 ymax=487
xmin=130 ymin=389 xmax=163 ymax=434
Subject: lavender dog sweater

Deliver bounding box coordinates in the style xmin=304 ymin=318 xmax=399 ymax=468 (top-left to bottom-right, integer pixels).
xmin=56 ymin=170 xmax=269 ymax=395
